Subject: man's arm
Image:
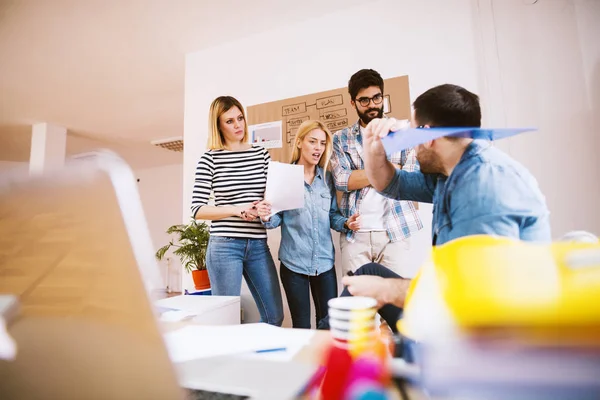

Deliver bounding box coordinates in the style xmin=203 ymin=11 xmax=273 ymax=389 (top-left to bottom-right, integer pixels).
xmin=330 ymin=133 xmax=371 ymax=192
xmin=363 ymin=119 xmax=435 ymax=203
xmin=362 ymin=119 xmax=407 ymax=192
xmin=347 ymin=169 xmax=371 ymax=191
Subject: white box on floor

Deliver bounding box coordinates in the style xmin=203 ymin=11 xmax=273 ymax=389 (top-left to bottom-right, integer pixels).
xmin=155 ymin=295 xmax=240 ymax=326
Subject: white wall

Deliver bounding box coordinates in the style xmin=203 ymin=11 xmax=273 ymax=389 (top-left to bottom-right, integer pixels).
xmin=183 ymin=0 xmax=479 ymax=325
xmin=475 ymin=0 xmax=600 ymax=236
xmin=135 ymin=163 xmax=184 ymax=293
xmin=183 ymin=0 xmax=600 ymax=326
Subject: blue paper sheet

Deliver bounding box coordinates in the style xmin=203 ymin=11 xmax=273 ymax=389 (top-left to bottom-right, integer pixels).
xmin=380 ymin=127 xmax=537 ymax=154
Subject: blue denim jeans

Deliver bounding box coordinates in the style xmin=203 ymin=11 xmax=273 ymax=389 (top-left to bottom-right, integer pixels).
xmin=280 ymin=263 xmax=338 ymax=329
xmin=206 ymin=236 xmax=284 ymax=326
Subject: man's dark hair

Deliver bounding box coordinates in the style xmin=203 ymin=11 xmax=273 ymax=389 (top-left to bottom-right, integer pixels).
xmin=413 ymin=84 xmax=481 ymax=127
xmin=348 ymin=69 xmax=384 ymax=100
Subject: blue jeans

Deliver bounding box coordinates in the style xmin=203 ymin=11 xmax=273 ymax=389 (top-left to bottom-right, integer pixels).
xmin=206 ymin=236 xmax=284 ymax=326
xmin=280 ymin=263 xmax=338 ymax=329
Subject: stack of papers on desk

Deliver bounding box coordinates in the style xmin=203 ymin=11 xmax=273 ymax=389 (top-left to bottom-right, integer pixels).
xmin=163 ymin=323 xmax=314 ymax=363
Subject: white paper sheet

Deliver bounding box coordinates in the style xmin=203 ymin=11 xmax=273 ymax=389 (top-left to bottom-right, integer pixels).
xmin=264 ymin=161 xmax=304 ymax=215
xmin=163 ymin=323 xmax=313 ymax=363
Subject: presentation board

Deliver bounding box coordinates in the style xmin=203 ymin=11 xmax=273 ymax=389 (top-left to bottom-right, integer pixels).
xmin=247 ymin=75 xmax=411 ymax=163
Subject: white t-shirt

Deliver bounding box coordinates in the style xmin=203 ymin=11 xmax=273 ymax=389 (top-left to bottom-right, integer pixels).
xmin=358 ymin=125 xmax=388 ymax=231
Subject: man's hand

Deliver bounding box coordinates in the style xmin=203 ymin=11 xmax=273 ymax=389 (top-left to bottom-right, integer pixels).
xmin=341 ymin=275 xmax=410 ymax=308
xmin=362 ymin=118 xmax=409 ymax=191
xmin=345 ymin=213 xmax=361 ymax=231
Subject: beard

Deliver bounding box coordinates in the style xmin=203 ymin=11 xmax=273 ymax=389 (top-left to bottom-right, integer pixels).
xmin=416 ymin=151 xmax=443 ymax=175
xmin=357 ymin=105 xmax=384 ymax=125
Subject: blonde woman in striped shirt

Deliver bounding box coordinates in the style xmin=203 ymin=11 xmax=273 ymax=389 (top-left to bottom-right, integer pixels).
xmin=191 ymin=96 xmax=283 ymax=326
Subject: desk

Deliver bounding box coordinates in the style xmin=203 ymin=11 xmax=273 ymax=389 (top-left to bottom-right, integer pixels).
xmin=155 ymin=295 xmax=240 ymax=326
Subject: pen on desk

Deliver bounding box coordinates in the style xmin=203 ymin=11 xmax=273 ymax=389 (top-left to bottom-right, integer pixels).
xmin=255 ymin=347 xmax=287 ymax=354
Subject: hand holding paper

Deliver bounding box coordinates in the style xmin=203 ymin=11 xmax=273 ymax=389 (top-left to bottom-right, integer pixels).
xmin=256 ymin=200 xmax=273 ymax=221
xmin=264 ymin=161 xmax=304 ymax=216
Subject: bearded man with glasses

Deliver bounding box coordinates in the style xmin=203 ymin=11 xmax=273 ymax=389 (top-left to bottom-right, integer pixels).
xmin=330 ymin=69 xmax=423 ymax=278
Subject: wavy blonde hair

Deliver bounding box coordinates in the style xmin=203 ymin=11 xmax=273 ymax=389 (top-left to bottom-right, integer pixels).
xmin=290 ymin=120 xmax=333 ymax=172
xmin=207 ymin=96 xmax=249 ymax=150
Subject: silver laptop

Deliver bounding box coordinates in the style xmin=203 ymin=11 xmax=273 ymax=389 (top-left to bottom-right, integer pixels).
xmin=0 ymin=151 xmax=314 ymax=400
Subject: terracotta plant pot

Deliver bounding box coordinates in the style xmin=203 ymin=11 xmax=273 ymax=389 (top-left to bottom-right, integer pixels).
xmin=191 ymin=269 xmax=210 ymax=290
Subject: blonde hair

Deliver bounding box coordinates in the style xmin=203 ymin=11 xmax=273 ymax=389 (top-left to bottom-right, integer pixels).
xmin=207 ymin=96 xmax=249 ymax=150
xmin=290 ymin=120 xmax=333 ymax=172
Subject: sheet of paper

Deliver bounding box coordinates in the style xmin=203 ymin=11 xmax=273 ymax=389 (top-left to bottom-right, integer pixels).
xmin=239 ymin=328 xmax=315 ymax=362
xmin=264 ymin=161 xmax=304 ymax=215
xmin=381 ymin=127 xmax=537 ymax=154
xmin=248 ymin=120 xmax=282 ymax=149
xmin=163 ymin=323 xmax=312 ymax=363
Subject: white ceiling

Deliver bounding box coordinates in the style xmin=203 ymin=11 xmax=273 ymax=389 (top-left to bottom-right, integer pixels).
xmin=0 ymin=0 xmax=363 ymax=168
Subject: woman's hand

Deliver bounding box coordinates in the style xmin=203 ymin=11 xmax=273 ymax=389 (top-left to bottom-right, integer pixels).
xmin=345 ymin=213 xmax=361 ymax=231
xmin=238 ymin=201 xmax=259 ymax=221
xmin=255 ymin=200 xmax=272 ymax=222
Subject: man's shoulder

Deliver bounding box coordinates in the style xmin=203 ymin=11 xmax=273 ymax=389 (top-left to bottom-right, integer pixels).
xmin=475 ymin=145 xmax=534 ymax=179
xmin=333 ymin=120 xmax=360 ymax=138
xmin=455 ymin=151 xmax=540 ymax=200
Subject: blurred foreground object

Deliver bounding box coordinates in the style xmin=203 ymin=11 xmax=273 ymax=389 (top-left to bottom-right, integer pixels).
xmin=0 ymin=317 xmax=16 ymax=361
xmin=0 ymin=151 xmax=182 ymax=399
xmin=302 ymin=297 xmax=395 ymax=400
xmin=400 ymin=235 xmax=600 ymax=399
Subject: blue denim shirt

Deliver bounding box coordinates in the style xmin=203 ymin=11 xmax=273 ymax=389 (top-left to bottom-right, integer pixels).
xmin=263 ymin=166 xmax=348 ymax=276
xmin=381 ymin=140 xmax=551 ymax=245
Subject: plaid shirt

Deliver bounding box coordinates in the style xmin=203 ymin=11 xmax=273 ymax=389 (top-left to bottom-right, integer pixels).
xmin=330 ymin=119 xmax=423 ymax=243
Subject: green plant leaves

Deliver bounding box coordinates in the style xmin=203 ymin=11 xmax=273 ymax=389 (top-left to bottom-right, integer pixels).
xmin=155 ymin=219 xmax=210 ymax=273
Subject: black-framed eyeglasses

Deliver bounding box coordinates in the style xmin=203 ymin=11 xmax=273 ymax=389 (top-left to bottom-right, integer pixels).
xmin=355 ymin=93 xmax=383 ymax=108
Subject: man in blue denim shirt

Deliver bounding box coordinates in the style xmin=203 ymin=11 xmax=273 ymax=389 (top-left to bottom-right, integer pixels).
xmin=321 ymin=84 xmax=551 ymax=332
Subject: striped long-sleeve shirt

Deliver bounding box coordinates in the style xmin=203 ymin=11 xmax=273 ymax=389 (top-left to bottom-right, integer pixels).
xmin=191 ymin=145 xmax=270 ymax=239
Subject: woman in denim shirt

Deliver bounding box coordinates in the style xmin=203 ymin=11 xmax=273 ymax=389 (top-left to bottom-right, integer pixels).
xmin=256 ymin=120 xmax=360 ymax=329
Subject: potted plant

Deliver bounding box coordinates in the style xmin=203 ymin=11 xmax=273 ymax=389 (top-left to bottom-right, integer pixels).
xmin=156 ymin=219 xmax=211 ymax=291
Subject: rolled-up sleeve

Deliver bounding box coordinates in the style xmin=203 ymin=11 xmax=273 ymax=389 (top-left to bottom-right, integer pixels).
xmin=262 ymin=212 xmax=283 ymax=229
xmin=330 ymin=134 xmax=352 ymax=192
xmin=380 ymin=169 xmax=436 ymax=204
xmin=327 ymin=174 xmax=348 ymax=233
